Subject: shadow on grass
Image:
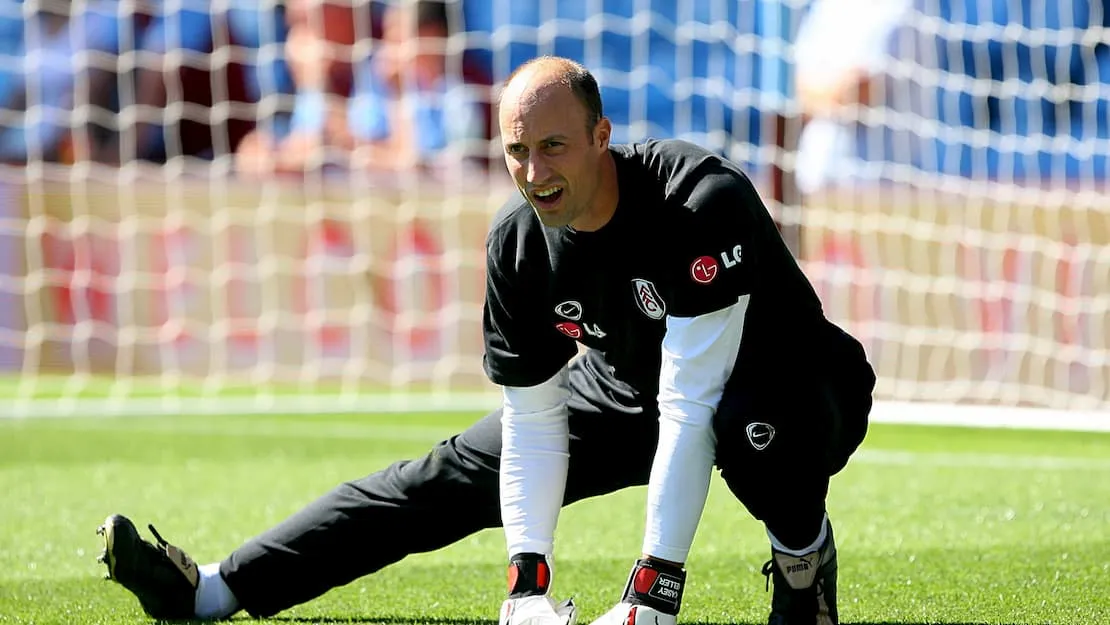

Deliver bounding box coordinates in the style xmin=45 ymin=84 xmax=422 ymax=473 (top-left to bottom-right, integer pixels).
xmin=258 ymin=619 xmax=1043 ymax=625
xmin=263 ymin=618 xmax=497 ymax=625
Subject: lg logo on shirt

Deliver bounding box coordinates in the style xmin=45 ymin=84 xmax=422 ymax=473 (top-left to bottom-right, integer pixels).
xmin=555 ymin=322 xmax=583 ymax=339
xmin=690 ymin=245 xmax=743 ymax=284
xmin=690 ymin=256 xmax=718 ymax=284
xmin=555 ymin=321 xmax=606 ymax=339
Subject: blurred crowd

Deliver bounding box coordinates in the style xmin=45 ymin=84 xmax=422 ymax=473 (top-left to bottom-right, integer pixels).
xmin=793 ymin=0 xmax=1110 ymax=189
xmin=0 ymin=0 xmax=1107 ymax=186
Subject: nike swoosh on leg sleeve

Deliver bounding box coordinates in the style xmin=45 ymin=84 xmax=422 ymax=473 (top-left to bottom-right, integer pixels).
xmin=643 ymin=295 xmax=750 ymax=562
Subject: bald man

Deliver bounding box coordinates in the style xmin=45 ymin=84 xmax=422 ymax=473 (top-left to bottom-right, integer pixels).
xmin=97 ymin=57 xmax=875 ymax=625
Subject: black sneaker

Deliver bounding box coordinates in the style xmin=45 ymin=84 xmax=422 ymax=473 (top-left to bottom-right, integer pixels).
xmin=96 ymin=514 xmax=198 ymax=620
xmin=761 ymin=523 xmax=838 ymax=625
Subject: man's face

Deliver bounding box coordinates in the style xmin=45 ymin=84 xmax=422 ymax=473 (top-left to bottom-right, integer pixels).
xmin=499 ymin=82 xmax=610 ymax=229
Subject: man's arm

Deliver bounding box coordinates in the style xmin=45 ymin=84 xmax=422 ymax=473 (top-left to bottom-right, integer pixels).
xmin=644 ymin=295 xmax=749 ymax=562
xmin=484 ymin=221 xmax=574 ymax=559
xmin=483 ymin=224 xmax=578 ymax=625
xmin=591 ymin=298 xmax=749 ymax=625
xmin=594 ymin=160 xmax=761 ymax=625
xmin=500 ymin=366 xmax=571 ymax=560
xmin=497 ymin=368 xmax=580 ymax=625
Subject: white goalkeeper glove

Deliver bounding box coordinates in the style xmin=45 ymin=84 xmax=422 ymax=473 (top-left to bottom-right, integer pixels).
xmin=590 ymin=602 xmax=673 ymax=625
xmin=500 ymin=596 xmax=578 ymax=625
xmin=499 ymin=553 xmax=578 ymax=625
xmin=589 ymin=558 xmax=686 ymax=625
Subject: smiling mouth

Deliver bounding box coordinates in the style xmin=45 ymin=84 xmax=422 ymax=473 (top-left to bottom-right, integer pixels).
xmin=532 ymin=186 xmax=564 ymax=209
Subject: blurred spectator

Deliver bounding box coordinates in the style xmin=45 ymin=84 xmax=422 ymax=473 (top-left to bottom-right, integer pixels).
xmin=0 ymin=1 xmax=292 ymax=165
xmin=9 ymin=2 xmax=81 ymax=163
xmin=793 ymin=0 xmax=1110 ymax=190
xmin=345 ymin=0 xmax=491 ymax=173
xmin=98 ymin=1 xmax=294 ymax=164
xmin=0 ymin=0 xmax=121 ymax=163
xmin=0 ymin=0 xmax=295 ymax=166
xmin=235 ymin=0 xmax=360 ymax=175
xmin=236 ymin=0 xmax=491 ymax=178
xmin=792 ymin=0 xmax=911 ymax=193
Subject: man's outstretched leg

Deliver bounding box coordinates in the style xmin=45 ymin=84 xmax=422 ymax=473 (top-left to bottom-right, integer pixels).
xmin=98 ymin=402 xmax=658 ymax=620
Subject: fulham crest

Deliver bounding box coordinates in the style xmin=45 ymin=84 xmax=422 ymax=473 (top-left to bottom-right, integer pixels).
xmin=631 ymin=279 xmax=666 ymax=320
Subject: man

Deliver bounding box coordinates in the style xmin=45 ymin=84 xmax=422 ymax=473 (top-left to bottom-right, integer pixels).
xmin=97 ymin=56 xmax=875 ymax=625
xmin=792 ymin=0 xmax=910 ymax=194
xmin=236 ymin=0 xmax=491 ymax=177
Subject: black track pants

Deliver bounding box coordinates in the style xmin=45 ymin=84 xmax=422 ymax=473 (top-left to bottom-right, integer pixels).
xmin=219 ymin=362 xmax=659 ymax=617
xmin=220 ymin=335 xmax=873 ymax=617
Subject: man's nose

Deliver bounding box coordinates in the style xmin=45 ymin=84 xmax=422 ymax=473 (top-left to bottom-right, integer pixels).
xmin=526 ymin=155 xmax=550 ymax=183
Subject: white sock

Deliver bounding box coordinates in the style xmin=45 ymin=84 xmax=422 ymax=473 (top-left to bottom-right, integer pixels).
xmin=767 ymin=513 xmax=829 ymax=556
xmin=194 ymin=562 xmax=240 ymax=620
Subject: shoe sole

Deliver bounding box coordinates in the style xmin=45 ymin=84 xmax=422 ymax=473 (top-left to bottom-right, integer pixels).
xmin=96 ymin=514 xmax=131 ymax=581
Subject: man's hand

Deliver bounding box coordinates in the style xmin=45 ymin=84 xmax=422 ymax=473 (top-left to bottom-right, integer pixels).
xmin=499 ymin=553 xmax=577 ymax=625
xmin=500 ymin=596 xmax=578 ymax=625
xmin=589 ymin=558 xmax=686 ymax=625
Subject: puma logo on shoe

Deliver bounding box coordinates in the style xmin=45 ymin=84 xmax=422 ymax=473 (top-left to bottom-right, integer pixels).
xmin=785 ymin=557 xmax=812 ymax=575
xmin=164 ymin=544 xmax=199 ymax=587
xmin=774 ymin=551 xmax=820 ymax=590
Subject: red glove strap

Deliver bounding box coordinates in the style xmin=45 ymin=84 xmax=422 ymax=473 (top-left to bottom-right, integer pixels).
xmin=508 ymin=553 xmax=551 ymax=598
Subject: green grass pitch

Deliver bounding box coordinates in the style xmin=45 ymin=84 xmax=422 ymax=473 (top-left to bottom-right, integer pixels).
xmin=1 ymin=412 xmax=1108 ymax=624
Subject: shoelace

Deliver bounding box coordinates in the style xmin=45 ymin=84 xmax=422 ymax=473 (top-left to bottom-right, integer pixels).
xmin=148 ymin=524 xmax=172 ymax=551
xmin=146 ymin=523 xmax=198 ymax=583
xmin=761 ymin=560 xmax=774 ymax=592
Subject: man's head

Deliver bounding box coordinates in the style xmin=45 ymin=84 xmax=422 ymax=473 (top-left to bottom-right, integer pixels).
xmin=498 ymin=57 xmax=617 ymax=231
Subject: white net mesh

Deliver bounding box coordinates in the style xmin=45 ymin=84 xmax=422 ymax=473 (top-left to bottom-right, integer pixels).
xmin=0 ymin=0 xmax=1107 ymax=417
xmin=793 ymin=0 xmax=1110 ymax=411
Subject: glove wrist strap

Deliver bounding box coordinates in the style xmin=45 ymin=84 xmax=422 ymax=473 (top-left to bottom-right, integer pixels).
xmin=620 ymin=558 xmax=686 ymax=616
xmin=507 ymin=553 xmax=551 ymax=599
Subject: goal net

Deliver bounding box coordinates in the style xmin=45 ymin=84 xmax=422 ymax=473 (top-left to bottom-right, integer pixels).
xmin=1 ymin=0 xmax=1107 ymax=419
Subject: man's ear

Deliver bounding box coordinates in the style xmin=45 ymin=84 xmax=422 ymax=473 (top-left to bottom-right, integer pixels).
xmin=595 ymin=117 xmax=612 ymax=150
